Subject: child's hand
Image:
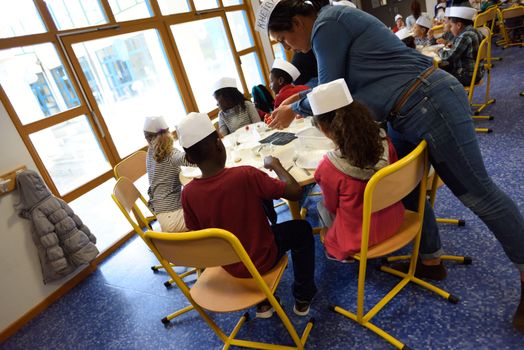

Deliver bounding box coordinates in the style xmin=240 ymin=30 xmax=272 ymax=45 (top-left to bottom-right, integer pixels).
xmin=263 ymin=156 xmax=282 ymax=171
xmin=263 ymin=113 xmax=273 ymax=125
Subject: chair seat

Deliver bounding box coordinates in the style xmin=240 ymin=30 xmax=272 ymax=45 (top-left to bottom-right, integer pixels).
xmin=354 ymin=210 xmax=421 ymax=260
xmin=190 ymin=255 xmax=288 ymax=313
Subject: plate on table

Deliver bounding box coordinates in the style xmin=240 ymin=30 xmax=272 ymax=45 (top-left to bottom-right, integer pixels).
xmin=294 ymin=150 xmax=327 ymax=169
xmin=180 ymin=166 xmax=202 ymax=179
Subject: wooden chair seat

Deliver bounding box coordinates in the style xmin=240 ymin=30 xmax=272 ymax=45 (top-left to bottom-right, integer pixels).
xmin=191 ymin=256 xmax=287 ymax=312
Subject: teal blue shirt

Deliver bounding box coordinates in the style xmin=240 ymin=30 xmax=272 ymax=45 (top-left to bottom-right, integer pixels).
xmin=292 ymin=6 xmax=433 ymax=121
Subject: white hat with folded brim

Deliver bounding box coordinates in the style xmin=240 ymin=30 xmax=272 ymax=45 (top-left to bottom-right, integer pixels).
xmin=175 ymin=112 xmax=216 ymax=148
xmin=255 ymin=0 xmax=282 ymax=32
xmin=416 ymin=16 xmax=433 ymax=29
xmin=449 ymin=6 xmax=477 ymax=20
xmin=395 ymin=27 xmax=413 ymax=40
xmin=212 ymin=77 xmax=237 ymax=94
xmin=272 ymin=59 xmax=301 ymax=81
xmin=307 ymin=78 xmax=353 ymax=116
xmin=144 ymin=116 xmax=169 ymax=133
xmin=394 ymin=14 xmax=403 ymax=21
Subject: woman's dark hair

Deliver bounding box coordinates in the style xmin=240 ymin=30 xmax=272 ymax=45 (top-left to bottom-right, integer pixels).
xmin=270 ymin=68 xmax=293 ymax=84
xmin=314 ymin=101 xmax=384 ymax=168
xmin=402 ymin=36 xmax=416 ymax=49
xmin=411 ymin=1 xmax=421 ymax=20
xmin=214 ymin=87 xmax=247 ymax=111
xmin=268 ymin=0 xmax=329 ymax=32
xmin=449 ymin=17 xmax=474 ymax=27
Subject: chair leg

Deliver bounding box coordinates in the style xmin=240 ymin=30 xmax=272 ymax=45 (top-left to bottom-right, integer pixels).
xmin=161 ymin=304 xmax=195 ymax=324
xmin=436 ymin=217 xmax=466 ymax=226
xmin=475 ymin=127 xmax=493 ymax=133
xmin=383 ymin=255 xmax=472 ymax=265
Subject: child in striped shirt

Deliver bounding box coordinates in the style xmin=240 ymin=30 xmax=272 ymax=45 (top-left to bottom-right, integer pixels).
xmin=213 ymin=77 xmax=261 ymax=136
xmin=144 ymin=116 xmax=193 ymax=232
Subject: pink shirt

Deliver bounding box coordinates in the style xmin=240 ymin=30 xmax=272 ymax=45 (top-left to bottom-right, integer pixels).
xmin=314 ymin=141 xmax=405 ymax=260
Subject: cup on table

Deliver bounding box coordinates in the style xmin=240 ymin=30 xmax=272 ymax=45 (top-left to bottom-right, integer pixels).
xmin=258 ymin=143 xmax=274 ymax=158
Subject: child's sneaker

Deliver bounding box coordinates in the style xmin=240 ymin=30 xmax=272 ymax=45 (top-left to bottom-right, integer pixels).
xmin=325 ymin=250 xmax=355 ymax=264
xmin=255 ymin=296 xmax=280 ymax=319
xmin=293 ymin=300 xmax=311 ymax=316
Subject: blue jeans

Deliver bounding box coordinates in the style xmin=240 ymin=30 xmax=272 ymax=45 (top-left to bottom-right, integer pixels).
xmin=389 ymin=68 xmax=524 ymax=271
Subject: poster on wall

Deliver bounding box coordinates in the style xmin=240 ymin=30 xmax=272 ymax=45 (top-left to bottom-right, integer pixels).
xmin=371 ymin=0 xmax=380 ymax=8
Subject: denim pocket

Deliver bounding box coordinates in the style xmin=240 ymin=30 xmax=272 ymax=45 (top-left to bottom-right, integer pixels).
xmin=397 ymin=96 xmax=430 ymax=120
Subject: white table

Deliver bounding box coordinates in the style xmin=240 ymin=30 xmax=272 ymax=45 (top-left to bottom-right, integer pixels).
xmin=180 ymin=118 xmax=332 ymax=220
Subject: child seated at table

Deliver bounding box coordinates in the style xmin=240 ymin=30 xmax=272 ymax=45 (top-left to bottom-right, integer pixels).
xmin=395 ymin=28 xmax=416 ymax=49
xmin=413 ymin=15 xmax=434 ymax=46
xmin=310 ymin=79 xmax=405 ymax=262
xmin=213 ymin=77 xmax=260 ymax=136
xmin=429 ymin=9 xmax=455 ymax=45
xmin=270 ymin=59 xmax=310 ymax=109
xmin=144 ymin=116 xmax=194 ymax=232
xmin=439 ymin=6 xmax=484 ymax=86
xmin=178 ymin=112 xmax=317 ymax=317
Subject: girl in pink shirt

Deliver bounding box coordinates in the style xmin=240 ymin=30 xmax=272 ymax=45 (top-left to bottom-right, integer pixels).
xmin=310 ymin=81 xmax=405 ymax=262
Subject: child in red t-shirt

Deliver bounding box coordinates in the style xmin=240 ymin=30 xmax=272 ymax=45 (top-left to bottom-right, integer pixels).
xmin=177 ymin=112 xmax=317 ymax=318
xmin=309 ymin=79 xmax=405 ymax=262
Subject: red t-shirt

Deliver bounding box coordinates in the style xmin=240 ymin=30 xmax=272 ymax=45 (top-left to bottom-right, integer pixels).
xmin=182 ymin=166 xmax=286 ymax=278
xmin=274 ymin=84 xmax=310 ymax=109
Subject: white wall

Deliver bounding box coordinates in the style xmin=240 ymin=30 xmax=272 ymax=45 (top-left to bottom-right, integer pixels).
xmin=0 ymin=101 xmax=80 ymax=332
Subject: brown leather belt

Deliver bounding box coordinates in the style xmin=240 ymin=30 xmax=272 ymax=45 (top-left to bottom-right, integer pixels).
xmin=389 ymin=66 xmax=437 ymax=120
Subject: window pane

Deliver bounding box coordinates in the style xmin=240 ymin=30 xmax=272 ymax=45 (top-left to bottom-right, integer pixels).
xmin=172 ymin=18 xmax=241 ymax=112
xmin=223 ymin=0 xmax=242 ymax=6
xmin=226 ymin=11 xmax=254 ymax=51
xmin=157 ymin=0 xmax=190 ymax=14
xmin=240 ymin=53 xmax=264 ymax=93
xmin=0 ymin=0 xmax=46 ymax=38
xmin=29 ymin=115 xmax=111 ymax=195
xmin=193 ymin=0 xmax=219 ymax=11
xmin=108 ymin=0 xmax=153 ymax=22
xmin=0 ymin=43 xmax=81 ymax=124
xmin=272 ymin=43 xmax=286 ymax=60
xmin=69 ymin=178 xmax=131 ymax=251
xmin=45 ymin=0 xmax=107 ymax=30
xmin=72 ymin=30 xmax=186 ymax=158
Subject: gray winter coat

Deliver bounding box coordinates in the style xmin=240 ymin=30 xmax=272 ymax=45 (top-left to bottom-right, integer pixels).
xmin=16 ymin=170 xmax=99 ymax=283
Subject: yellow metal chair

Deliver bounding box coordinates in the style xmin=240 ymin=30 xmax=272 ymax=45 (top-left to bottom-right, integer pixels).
xmin=499 ymin=6 xmax=524 ymax=48
xmin=464 ymin=35 xmax=495 ymax=133
xmin=144 ymin=228 xmax=314 ymax=350
xmin=330 ymin=141 xmax=459 ymax=349
xmin=112 ymin=177 xmax=198 ymax=292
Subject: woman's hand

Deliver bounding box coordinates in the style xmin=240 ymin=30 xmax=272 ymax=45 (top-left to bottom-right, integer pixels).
xmin=269 ymin=104 xmax=296 ymax=129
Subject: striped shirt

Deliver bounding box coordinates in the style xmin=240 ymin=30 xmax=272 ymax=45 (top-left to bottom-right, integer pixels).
xmin=146 ymin=147 xmax=192 ymax=214
xmin=218 ymin=101 xmax=261 ymax=136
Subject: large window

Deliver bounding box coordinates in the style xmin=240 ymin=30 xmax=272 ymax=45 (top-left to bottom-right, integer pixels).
xmin=0 ymin=0 xmax=270 ymax=250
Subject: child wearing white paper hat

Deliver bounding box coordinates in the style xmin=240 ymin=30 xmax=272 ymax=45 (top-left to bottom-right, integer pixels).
xmin=178 ymin=112 xmax=317 ymax=317
xmin=212 ymin=77 xmax=261 ymax=136
xmin=392 ymin=14 xmax=406 ymax=33
xmin=439 ymin=5 xmax=484 ymax=86
xmin=270 ymin=59 xmax=310 ymax=110
xmin=413 ymin=15 xmax=434 ymax=46
xmin=143 ymin=116 xmax=195 ymax=233
xmin=310 ymin=79 xmax=405 ymax=262
xmin=395 ymin=28 xmax=416 ymax=49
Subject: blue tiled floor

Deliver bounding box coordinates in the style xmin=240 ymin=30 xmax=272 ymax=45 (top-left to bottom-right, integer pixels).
xmin=2 ymin=46 xmax=524 ymax=349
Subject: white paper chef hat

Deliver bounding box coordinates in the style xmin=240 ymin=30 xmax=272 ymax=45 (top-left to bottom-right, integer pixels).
xmin=448 ymin=6 xmax=477 ymax=20
xmin=212 ymin=77 xmax=237 ymax=94
xmin=395 ymin=27 xmax=413 ymax=40
xmin=144 ymin=116 xmax=169 ymax=133
xmin=255 ymin=0 xmax=282 ymax=32
xmin=307 ymin=78 xmax=353 ymax=116
xmin=272 ymin=59 xmax=301 ymax=81
xmin=175 ymin=112 xmax=216 ymax=148
xmin=445 ymin=7 xmax=451 ymax=17
xmin=394 ymin=14 xmax=403 ymax=22
xmin=416 ymin=16 xmax=433 ymax=29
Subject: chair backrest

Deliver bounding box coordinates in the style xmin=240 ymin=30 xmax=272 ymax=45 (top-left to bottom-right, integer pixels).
xmin=112 ymin=177 xmax=150 ymax=236
xmin=145 ymin=229 xmax=249 ymax=270
xmin=365 ymin=140 xmax=428 ymax=215
xmin=502 ymin=5 xmax=524 ymax=20
xmin=114 ymin=150 xmax=147 ymax=182
xmin=474 ymin=8 xmax=494 ymax=28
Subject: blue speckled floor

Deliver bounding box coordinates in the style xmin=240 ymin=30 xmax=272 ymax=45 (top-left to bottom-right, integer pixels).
xmin=2 ymin=46 xmax=523 ymax=350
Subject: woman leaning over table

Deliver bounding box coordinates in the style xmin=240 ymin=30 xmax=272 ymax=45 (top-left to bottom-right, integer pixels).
xmin=255 ymin=0 xmax=524 ymax=331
